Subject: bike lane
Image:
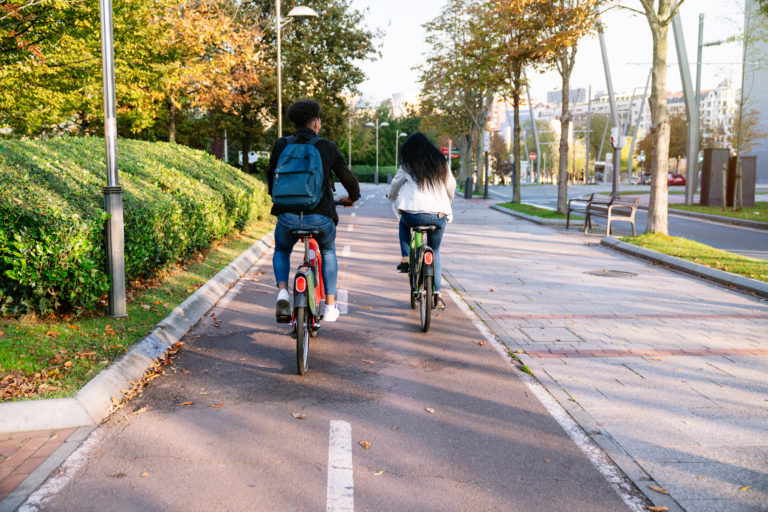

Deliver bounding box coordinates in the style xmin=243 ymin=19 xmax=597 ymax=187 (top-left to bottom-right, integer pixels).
xmin=22 ymin=185 xmax=641 ymax=511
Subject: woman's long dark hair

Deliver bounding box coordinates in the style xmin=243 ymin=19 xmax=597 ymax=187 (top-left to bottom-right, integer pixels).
xmin=400 ymin=132 xmax=447 ymax=191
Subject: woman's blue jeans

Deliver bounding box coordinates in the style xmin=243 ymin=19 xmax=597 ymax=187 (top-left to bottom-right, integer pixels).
xmin=398 ymin=212 xmax=447 ymax=292
xmin=273 ymin=213 xmax=337 ymax=296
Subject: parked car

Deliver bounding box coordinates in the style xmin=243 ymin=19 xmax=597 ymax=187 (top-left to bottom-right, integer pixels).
xmin=667 ymin=173 xmax=686 ymax=186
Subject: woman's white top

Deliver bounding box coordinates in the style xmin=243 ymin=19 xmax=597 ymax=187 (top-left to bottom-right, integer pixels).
xmin=387 ymin=164 xmax=456 ymax=222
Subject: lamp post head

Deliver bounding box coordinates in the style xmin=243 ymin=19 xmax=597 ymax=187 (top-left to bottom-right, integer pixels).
xmin=287 ymin=6 xmax=319 ymax=17
xmin=398 ymin=132 xmax=407 ymax=137
xmin=380 ymin=122 xmax=390 ymax=127
xmin=365 ymin=122 xmax=375 ymax=127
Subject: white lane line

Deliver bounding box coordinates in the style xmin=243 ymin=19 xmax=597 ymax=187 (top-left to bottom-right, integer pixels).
xmin=347 ymin=224 xmax=354 ymax=232
xmin=342 ymin=245 xmax=351 ymax=258
xmin=351 ymin=212 xmax=357 ymax=217
xmin=444 ymin=286 xmax=646 ymax=512
xmin=327 ymin=420 xmax=354 ymax=512
xmin=336 ymin=289 xmax=348 ymax=315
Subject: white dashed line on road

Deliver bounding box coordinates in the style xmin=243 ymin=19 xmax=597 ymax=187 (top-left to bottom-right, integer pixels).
xmin=351 ymin=212 xmax=357 ymax=217
xmin=347 ymin=224 xmax=354 ymax=232
xmin=342 ymin=246 xmax=350 ymax=258
xmin=326 ymin=420 xmax=354 ymax=512
xmin=336 ymin=289 xmax=348 ymax=315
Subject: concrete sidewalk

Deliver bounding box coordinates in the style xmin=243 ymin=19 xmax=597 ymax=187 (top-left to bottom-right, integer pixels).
xmin=442 ymin=197 xmax=768 ymax=512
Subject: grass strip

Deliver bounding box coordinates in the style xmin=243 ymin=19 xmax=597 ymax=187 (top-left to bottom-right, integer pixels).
xmin=497 ymin=202 xmax=578 ymax=220
xmin=670 ymin=202 xmax=768 ymax=223
xmin=620 ymin=233 xmax=768 ymax=283
xmin=0 ymin=220 xmax=274 ymax=402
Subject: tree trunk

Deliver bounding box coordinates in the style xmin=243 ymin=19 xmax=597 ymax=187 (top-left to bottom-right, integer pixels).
xmin=168 ymin=98 xmax=176 ymax=143
xmin=241 ymin=132 xmax=251 ymax=174
xmin=557 ymin=60 xmax=571 ymax=214
xmin=512 ymin=68 xmax=522 ymax=204
xmin=646 ymin=22 xmax=671 ymax=234
xmin=475 ymin=127 xmax=485 ymax=194
xmin=459 ymin=133 xmax=470 ymax=183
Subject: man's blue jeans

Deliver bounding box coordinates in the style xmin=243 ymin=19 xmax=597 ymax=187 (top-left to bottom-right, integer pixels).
xmin=273 ymin=213 xmax=337 ymax=296
xmin=398 ymin=212 xmax=447 ymax=293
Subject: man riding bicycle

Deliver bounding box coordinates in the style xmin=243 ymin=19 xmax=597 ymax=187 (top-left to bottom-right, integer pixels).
xmin=266 ymin=99 xmax=360 ymax=322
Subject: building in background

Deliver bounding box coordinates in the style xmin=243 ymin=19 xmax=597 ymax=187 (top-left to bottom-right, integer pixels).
xmin=744 ymin=0 xmax=768 ymax=183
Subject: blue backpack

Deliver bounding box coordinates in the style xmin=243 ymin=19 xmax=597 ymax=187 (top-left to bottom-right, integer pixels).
xmin=272 ymin=135 xmax=325 ymax=210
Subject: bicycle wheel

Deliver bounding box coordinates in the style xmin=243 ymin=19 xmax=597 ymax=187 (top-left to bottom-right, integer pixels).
xmin=420 ymin=275 xmax=433 ymax=332
xmin=295 ymin=306 xmax=310 ymax=375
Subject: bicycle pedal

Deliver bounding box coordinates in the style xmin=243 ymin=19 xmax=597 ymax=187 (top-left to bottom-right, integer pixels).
xmin=276 ymin=315 xmax=291 ymax=324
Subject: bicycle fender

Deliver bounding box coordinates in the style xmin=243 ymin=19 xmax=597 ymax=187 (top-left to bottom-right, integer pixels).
xmin=293 ymin=291 xmax=308 ymax=309
xmin=424 ymin=264 xmax=434 ymax=277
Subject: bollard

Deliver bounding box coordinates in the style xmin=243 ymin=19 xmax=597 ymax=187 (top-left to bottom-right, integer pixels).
xmin=464 ymin=177 xmax=472 ymax=200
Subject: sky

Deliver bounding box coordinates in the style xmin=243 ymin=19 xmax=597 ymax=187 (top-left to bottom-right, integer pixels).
xmin=348 ymin=0 xmax=746 ymax=105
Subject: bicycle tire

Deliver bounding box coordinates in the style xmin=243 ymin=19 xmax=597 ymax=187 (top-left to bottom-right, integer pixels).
xmin=295 ymin=306 xmax=310 ymax=375
xmin=420 ymin=275 xmax=432 ymax=332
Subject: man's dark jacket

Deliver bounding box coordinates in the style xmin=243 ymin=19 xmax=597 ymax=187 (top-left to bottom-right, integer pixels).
xmin=266 ymin=127 xmax=360 ymax=225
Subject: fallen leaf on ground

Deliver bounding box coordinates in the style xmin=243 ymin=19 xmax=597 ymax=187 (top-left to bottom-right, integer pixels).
xmin=154 ymin=300 xmax=162 ymax=305
xmin=140 ymin=471 xmax=149 ymax=478
xmin=374 ymin=470 xmax=384 ymax=476
xmin=64 ymin=361 xmax=72 ymax=368
xmin=648 ymin=485 xmax=669 ymax=495
xmin=649 ymin=357 xmax=664 ymax=361
xmin=362 ymin=359 xmax=375 ymax=364
xmin=362 ymin=306 xmax=373 ymax=310
xmin=209 ymin=403 xmax=224 ymax=408
xmin=543 ymin=458 xmax=551 ymax=462
xmin=141 ymin=304 xmax=151 ymax=310
xmin=45 ymin=331 xmax=58 ymax=337
xmin=647 ymin=507 xmax=669 ymax=512
xmin=490 ymin=288 xmax=494 ymax=292
xmin=179 ymin=401 xmax=194 ymax=406
xmin=68 ymin=325 xmax=79 ymax=330
xmin=514 ymin=349 xmax=524 ymax=354
xmin=359 ymin=441 xmax=371 ymax=450
xmin=181 ymin=370 xmax=190 ymax=374
xmin=425 ymin=407 xmax=435 ymax=414
xmin=740 ymin=485 xmax=751 ymax=491
xmin=292 ymin=413 xmax=307 ymax=420
xmin=129 ymin=406 xmax=148 ymax=416
xmin=391 ymin=426 xmax=399 ymax=431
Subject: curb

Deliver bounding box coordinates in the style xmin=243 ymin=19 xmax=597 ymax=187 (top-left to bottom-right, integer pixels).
xmin=0 ymin=232 xmax=275 ymax=435
xmin=601 ymin=236 xmax=768 ymax=299
xmin=489 ymin=204 xmax=584 ymax=227
xmin=667 ymin=207 xmax=768 ymax=230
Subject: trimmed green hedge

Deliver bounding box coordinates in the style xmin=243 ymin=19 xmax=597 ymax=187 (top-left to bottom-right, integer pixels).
xmin=0 ymin=137 xmax=271 ymax=316
xmin=351 ymin=165 xmax=397 ymax=183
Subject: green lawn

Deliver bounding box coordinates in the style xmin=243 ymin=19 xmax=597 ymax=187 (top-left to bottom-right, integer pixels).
xmin=497 ymin=202 xmax=578 ymax=220
xmin=0 ymin=221 xmax=274 ymax=401
xmin=670 ymin=202 xmax=768 ymax=223
xmin=620 ymin=233 xmax=768 ymax=283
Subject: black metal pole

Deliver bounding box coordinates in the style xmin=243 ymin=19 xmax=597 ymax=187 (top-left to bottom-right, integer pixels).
xmin=483 ymin=151 xmax=489 ymax=199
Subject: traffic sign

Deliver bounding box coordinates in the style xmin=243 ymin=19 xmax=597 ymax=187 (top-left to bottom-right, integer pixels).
xmin=440 ymin=147 xmax=459 ymax=155
xmin=529 ymin=152 xmax=536 ymax=161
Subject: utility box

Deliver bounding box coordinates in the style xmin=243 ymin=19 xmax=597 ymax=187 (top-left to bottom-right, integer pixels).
xmin=726 ymin=156 xmax=757 ymax=208
xmin=700 ymin=149 xmax=731 ymax=207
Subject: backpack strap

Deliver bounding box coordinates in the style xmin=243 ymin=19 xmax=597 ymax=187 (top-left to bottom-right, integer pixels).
xmin=308 ymin=136 xmax=321 ymax=146
xmin=285 ymin=135 xmax=298 ymax=144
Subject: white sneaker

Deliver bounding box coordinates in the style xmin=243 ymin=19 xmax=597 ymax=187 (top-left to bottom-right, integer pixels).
xmin=276 ymin=289 xmax=291 ymax=323
xmin=323 ymin=303 xmax=340 ymax=322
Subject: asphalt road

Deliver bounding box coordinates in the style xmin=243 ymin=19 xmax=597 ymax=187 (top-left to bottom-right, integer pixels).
xmin=489 ymin=184 xmax=768 ymax=261
xmin=28 ymin=187 xmax=640 ymax=511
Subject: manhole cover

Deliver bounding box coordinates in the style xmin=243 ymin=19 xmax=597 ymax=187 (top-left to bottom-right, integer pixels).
xmin=584 ymin=270 xmax=639 ymax=278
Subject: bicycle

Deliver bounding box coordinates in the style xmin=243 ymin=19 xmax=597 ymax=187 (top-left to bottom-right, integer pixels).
xmin=408 ymin=225 xmax=437 ymax=332
xmin=283 ymin=201 xmax=353 ymax=375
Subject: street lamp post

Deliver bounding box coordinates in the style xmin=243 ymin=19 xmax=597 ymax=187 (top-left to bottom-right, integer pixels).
xmin=394 ymin=131 xmax=407 ymax=171
xmin=276 ymin=3 xmax=318 ymax=138
xmin=365 ymin=121 xmax=389 ymax=184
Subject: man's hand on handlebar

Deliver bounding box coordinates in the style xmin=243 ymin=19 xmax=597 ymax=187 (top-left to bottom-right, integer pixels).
xmin=335 ymin=196 xmax=355 ymax=208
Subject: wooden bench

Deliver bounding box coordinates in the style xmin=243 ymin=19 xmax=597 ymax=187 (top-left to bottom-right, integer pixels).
xmin=566 ymin=193 xmax=596 ymax=229
xmin=584 ymin=195 xmax=639 ymax=236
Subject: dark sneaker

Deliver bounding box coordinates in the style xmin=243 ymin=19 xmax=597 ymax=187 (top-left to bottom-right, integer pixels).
xmin=276 ymin=289 xmax=291 ymax=323
xmin=433 ymin=294 xmax=446 ymax=310
xmin=397 ymin=262 xmax=409 ymax=273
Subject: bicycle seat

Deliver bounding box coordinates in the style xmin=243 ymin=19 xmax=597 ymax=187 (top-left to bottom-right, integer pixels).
xmin=412 ymin=225 xmax=438 ymax=233
xmin=291 ymin=229 xmax=323 ymax=237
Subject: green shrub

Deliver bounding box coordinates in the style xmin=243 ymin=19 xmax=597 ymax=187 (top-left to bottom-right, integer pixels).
xmin=0 ymin=137 xmax=271 ymax=316
xmin=351 ymin=165 xmax=397 ymax=183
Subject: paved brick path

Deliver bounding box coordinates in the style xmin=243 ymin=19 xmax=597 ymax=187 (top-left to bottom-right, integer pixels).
xmin=442 ymin=196 xmax=768 ymax=512
xmin=0 ymin=428 xmax=77 ymax=502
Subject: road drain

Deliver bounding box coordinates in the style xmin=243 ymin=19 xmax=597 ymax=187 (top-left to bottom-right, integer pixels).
xmin=584 ymin=270 xmax=639 ymax=278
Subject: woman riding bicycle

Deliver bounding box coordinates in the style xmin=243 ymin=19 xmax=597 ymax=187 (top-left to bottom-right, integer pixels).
xmin=387 ymin=132 xmax=456 ymax=310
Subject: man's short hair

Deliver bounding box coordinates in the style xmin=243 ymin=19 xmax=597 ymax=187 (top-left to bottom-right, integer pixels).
xmin=288 ymin=99 xmax=321 ymax=128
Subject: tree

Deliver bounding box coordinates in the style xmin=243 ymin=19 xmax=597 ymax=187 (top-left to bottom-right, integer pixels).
xmin=536 ymin=0 xmax=603 ymax=213
xmin=634 ymin=0 xmax=686 ymax=234
xmin=489 ymin=131 xmax=512 ymax=181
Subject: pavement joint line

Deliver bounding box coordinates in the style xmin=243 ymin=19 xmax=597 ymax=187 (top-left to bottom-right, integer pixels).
xmin=525 ymin=348 xmax=768 ymax=358
xmin=442 ymin=277 xmax=649 ymax=512
xmin=492 ymin=313 xmax=768 ymax=320
xmin=601 ymin=236 xmax=768 ymax=299
xmin=0 ymin=231 xmax=275 ymax=435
